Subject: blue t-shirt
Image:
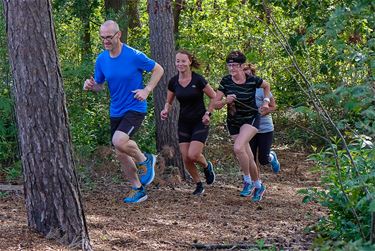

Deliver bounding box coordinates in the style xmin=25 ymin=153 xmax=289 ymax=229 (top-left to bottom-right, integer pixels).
xmin=94 ymin=44 xmax=156 ymax=117
xmin=255 ymin=88 xmax=274 ymax=133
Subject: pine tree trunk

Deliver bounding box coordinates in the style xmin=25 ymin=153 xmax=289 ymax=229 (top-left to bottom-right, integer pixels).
xmin=105 ymin=0 xmax=128 ymax=42
xmin=105 ymin=0 xmax=141 ymax=44
xmin=148 ymin=0 xmax=185 ymax=178
xmin=371 ymin=212 xmax=375 ymax=244
xmin=3 ymin=1 xmax=92 ymax=249
xmin=173 ymin=0 xmax=185 ymax=44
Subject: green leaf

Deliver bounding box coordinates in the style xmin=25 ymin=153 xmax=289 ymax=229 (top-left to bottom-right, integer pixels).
xmin=369 ymin=200 xmax=375 ymax=212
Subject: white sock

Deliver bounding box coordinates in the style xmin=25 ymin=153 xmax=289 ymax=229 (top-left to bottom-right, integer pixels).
xmin=254 ymin=180 xmax=262 ymax=189
xmin=269 ymin=153 xmax=274 ymax=162
xmin=243 ymin=175 xmax=252 ymax=184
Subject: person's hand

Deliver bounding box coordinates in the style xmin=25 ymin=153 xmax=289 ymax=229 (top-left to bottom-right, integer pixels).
xmin=260 ymin=102 xmax=269 ymax=113
xmin=132 ymin=87 xmax=151 ymax=101
xmin=226 ymin=94 xmax=236 ymax=104
xmin=202 ymin=112 xmax=211 ymax=125
xmin=259 ymin=106 xmax=271 ymax=116
xmin=160 ymin=109 xmax=169 ymax=120
xmin=83 ymin=76 xmax=95 ymax=91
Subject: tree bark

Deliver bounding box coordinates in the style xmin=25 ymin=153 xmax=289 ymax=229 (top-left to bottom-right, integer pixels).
xmin=148 ymin=0 xmax=185 ymax=178
xmin=371 ymin=211 xmax=375 ymax=244
xmin=105 ymin=0 xmax=128 ymax=42
xmin=127 ymin=0 xmax=141 ymax=29
xmin=105 ymin=0 xmax=141 ymax=43
xmin=3 ymin=1 xmax=92 ymax=249
xmin=81 ymin=9 xmax=92 ymax=61
xmin=173 ymin=0 xmax=184 ymax=45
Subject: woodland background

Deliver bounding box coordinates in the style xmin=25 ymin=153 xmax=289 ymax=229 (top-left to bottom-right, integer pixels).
xmin=0 ymin=0 xmax=374 ymax=250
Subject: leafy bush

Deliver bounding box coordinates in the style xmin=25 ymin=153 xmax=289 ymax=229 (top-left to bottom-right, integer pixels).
xmin=0 ymin=85 xmax=18 ymax=172
xmin=3 ymin=161 xmax=22 ymax=184
xmin=299 ymin=135 xmax=375 ymax=248
xmin=61 ymin=62 xmax=111 ymax=155
xmin=0 ymin=3 xmax=19 ymax=175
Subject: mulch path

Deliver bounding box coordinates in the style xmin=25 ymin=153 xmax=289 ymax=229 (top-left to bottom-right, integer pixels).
xmin=0 ymin=147 xmax=325 ymax=250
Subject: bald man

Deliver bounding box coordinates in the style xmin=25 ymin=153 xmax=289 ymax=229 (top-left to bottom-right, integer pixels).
xmin=84 ymin=20 xmax=164 ymax=203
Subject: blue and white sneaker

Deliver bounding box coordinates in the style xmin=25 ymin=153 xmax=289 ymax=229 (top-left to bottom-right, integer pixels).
xmin=252 ymin=184 xmax=266 ymax=202
xmin=240 ymin=182 xmax=255 ymax=197
xmin=137 ymin=153 xmax=156 ymax=186
xmin=204 ymin=161 xmax=215 ymax=185
xmin=123 ymin=186 xmax=148 ymax=203
xmin=270 ymin=151 xmax=280 ymax=173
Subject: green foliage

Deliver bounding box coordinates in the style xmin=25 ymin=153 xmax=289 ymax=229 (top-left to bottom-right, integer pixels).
xmin=0 ymin=191 xmax=9 ymax=199
xmin=76 ymin=164 xmax=96 ymax=191
xmin=3 ymin=161 xmax=22 ymax=183
xmin=133 ymin=105 xmax=157 ymax=154
xmin=312 ymin=237 xmax=375 ymax=250
xmin=62 ymin=62 xmax=111 ymax=154
xmin=0 ymin=6 xmax=373 ymax=251
xmin=300 ymin=135 xmax=375 ymax=247
xmin=0 ymin=3 xmax=18 ymax=172
xmin=0 ymin=89 xmax=18 ymax=168
xmin=265 ymin=0 xmax=374 ymax=152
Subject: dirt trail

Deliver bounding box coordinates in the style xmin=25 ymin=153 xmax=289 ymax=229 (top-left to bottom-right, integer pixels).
xmin=0 ymin=148 xmax=325 ymax=250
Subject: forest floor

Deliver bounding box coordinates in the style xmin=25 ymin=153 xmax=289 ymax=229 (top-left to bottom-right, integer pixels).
xmin=0 ymin=127 xmax=326 ymax=251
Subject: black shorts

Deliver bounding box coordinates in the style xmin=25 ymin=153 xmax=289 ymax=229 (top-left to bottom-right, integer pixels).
xmin=227 ymin=115 xmax=260 ymax=136
xmin=110 ymin=110 xmax=146 ymax=139
xmin=178 ymin=119 xmax=209 ymax=143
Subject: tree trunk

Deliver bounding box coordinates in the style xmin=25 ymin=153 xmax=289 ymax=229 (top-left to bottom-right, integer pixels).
xmin=173 ymin=0 xmax=184 ymax=45
xmin=148 ymin=0 xmax=185 ymax=178
xmin=3 ymin=1 xmax=92 ymax=250
xmin=81 ymin=11 xmax=92 ymax=61
xmin=105 ymin=0 xmax=141 ymax=43
xmin=105 ymin=0 xmax=128 ymax=42
xmin=371 ymin=211 xmax=375 ymax=244
xmin=127 ymin=0 xmax=141 ymax=29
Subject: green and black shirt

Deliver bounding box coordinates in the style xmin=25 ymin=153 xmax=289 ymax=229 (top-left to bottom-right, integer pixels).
xmin=218 ymin=74 xmax=263 ymax=126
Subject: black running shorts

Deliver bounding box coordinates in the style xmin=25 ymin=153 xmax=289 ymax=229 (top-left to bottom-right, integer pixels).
xmin=110 ymin=110 xmax=146 ymax=139
xmin=227 ymin=114 xmax=260 ymax=136
xmin=178 ymin=119 xmax=209 ymax=143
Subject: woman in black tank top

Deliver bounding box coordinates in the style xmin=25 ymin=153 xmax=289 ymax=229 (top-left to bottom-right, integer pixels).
xmin=160 ymin=50 xmax=216 ymax=195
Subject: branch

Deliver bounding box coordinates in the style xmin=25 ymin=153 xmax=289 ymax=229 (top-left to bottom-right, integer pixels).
xmin=269 ymin=12 xmax=372 ymax=200
xmin=192 ymin=242 xmax=274 ymax=250
xmin=254 ymin=4 xmax=372 ymax=238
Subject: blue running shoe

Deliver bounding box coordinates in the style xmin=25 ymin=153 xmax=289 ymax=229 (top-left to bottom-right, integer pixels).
xmin=137 ymin=153 xmax=156 ymax=186
xmin=252 ymin=184 xmax=266 ymax=202
xmin=123 ymin=186 xmax=148 ymax=203
xmin=204 ymin=161 xmax=215 ymax=185
xmin=240 ymin=182 xmax=255 ymax=197
xmin=270 ymin=151 xmax=280 ymax=173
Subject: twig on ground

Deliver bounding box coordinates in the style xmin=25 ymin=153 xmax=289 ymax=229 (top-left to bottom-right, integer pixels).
xmin=192 ymin=242 xmax=275 ymax=250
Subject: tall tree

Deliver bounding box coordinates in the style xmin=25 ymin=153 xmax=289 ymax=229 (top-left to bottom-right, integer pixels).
xmin=2 ymin=1 xmax=92 ymax=249
xmin=105 ymin=0 xmax=141 ymax=43
xmin=173 ymin=0 xmax=185 ymax=44
xmin=53 ymin=0 xmax=100 ymax=62
xmin=148 ymin=0 xmax=184 ymax=177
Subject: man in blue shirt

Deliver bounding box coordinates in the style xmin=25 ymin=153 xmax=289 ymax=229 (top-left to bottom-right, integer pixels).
xmin=83 ymin=20 xmax=164 ymax=203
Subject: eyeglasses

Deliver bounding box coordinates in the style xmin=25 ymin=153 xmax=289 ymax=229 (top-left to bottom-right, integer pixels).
xmin=100 ymin=31 xmax=119 ymax=41
xmin=227 ymin=63 xmax=241 ymax=68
